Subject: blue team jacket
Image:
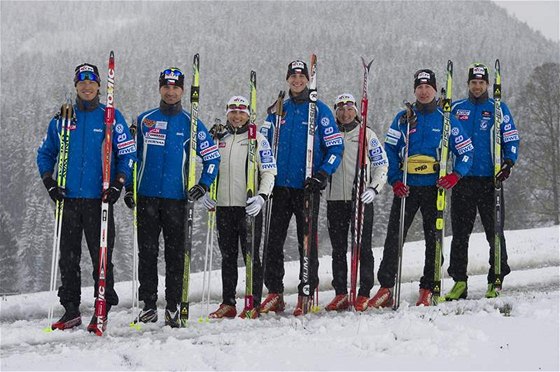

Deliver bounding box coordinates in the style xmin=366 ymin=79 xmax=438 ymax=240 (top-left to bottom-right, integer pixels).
xmin=37 ymin=103 xmax=136 ymax=198
xmin=260 ymin=97 xmax=344 ymax=189
xmin=452 ymin=98 xmax=519 ymax=177
xmin=384 ymin=106 xmax=474 ymax=187
xmin=136 ymin=108 xmax=220 ymax=200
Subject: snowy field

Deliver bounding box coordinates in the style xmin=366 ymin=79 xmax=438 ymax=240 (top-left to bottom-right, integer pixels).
xmin=1 ymin=226 xmax=558 ymax=371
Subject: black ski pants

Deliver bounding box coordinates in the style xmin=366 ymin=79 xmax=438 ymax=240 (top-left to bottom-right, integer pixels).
xmin=448 ymin=177 xmax=510 ymax=283
xmin=137 ymin=197 xmax=185 ymax=309
xmin=58 ymin=198 xmax=118 ymax=307
xmin=377 ymin=186 xmax=440 ymax=290
xmin=327 ymin=201 xmax=375 ymax=297
xmin=264 ymin=187 xmax=320 ymax=296
xmin=216 ymin=206 xmax=263 ymax=307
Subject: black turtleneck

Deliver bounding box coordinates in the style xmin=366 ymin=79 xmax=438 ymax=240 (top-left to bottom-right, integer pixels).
xmin=468 ymin=91 xmax=489 ymax=105
xmin=415 ymin=99 xmax=438 ymax=114
xmin=289 ymin=88 xmax=310 ymax=104
xmin=337 ymin=119 xmax=360 ymax=133
xmin=159 ymin=100 xmax=183 ymax=116
xmin=225 ymin=121 xmax=249 ymax=135
xmin=76 ymin=95 xmax=100 ymax=112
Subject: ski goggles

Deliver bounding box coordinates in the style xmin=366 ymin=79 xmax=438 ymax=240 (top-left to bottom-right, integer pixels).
xmin=75 ymin=71 xmax=100 ymax=84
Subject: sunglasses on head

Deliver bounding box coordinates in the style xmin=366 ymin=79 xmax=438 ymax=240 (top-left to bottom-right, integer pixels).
xmin=227 ymin=104 xmax=249 ymax=111
xmin=162 ymin=68 xmax=184 ymax=78
xmin=75 ymin=71 xmax=99 ymax=83
xmin=336 ymin=100 xmax=355 ymax=109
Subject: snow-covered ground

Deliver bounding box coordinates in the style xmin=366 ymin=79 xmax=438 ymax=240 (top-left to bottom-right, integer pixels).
xmin=1 ymin=226 xmax=558 ymax=371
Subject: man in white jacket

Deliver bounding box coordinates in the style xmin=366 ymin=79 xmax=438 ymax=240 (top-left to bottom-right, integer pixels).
xmin=324 ymin=93 xmax=388 ymax=312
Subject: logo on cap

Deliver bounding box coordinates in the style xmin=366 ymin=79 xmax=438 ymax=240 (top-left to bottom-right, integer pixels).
xmin=473 ymin=67 xmax=486 ymax=75
xmin=291 ymin=61 xmax=305 ymax=70
xmin=78 ymin=65 xmax=95 ymax=73
xmin=417 ymin=72 xmax=431 ymax=80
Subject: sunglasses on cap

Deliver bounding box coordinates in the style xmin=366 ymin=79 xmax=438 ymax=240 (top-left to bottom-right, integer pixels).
xmin=335 ymin=100 xmax=356 ymax=109
xmin=75 ymin=71 xmax=100 ymax=83
xmin=227 ymin=103 xmax=249 ymax=111
xmin=162 ymin=68 xmax=184 ymax=78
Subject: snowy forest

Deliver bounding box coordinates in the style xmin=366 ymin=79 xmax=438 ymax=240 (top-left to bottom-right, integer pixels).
xmin=1 ymin=0 xmax=559 ymax=295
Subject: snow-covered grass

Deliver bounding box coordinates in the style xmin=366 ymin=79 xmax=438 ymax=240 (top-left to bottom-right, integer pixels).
xmin=1 ymin=226 xmax=558 ymax=371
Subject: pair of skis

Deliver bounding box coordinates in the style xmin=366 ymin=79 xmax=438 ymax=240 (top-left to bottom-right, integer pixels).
xmin=348 ymin=58 xmax=374 ymax=308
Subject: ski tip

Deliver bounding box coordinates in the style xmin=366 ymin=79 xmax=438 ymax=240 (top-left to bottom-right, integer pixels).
xmin=42 ymin=326 xmax=54 ymax=333
xmin=109 ymin=50 xmax=114 ymax=58
xmin=361 ymin=57 xmax=374 ymax=70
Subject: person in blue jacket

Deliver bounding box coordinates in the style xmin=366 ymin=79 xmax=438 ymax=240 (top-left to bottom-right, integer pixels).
xmin=369 ymin=69 xmax=474 ymax=308
xmin=37 ymin=63 xmax=136 ymax=331
xmin=127 ymin=67 xmax=220 ymax=327
xmin=259 ymin=59 xmax=344 ymax=316
xmin=445 ymin=63 xmax=520 ymax=300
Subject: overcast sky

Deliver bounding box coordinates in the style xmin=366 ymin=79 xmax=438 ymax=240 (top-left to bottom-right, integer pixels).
xmin=494 ymin=0 xmax=559 ymax=42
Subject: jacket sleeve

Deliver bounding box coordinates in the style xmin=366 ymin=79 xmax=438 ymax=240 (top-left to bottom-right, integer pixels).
xmin=256 ymin=132 xmax=277 ymax=197
xmin=316 ymin=102 xmax=343 ymax=176
xmin=37 ymin=115 xmax=60 ymax=179
xmin=112 ymin=110 xmax=136 ymax=182
xmin=196 ymin=119 xmax=220 ymax=188
xmin=260 ymin=113 xmax=275 ymax=144
xmin=500 ymin=102 xmax=520 ymax=164
xmin=366 ymin=128 xmax=388 ymax=192
xmin=384 ymin=112 xmax=406 ymax=186
xmin=449 ymin=116 xmax=474 ymax=177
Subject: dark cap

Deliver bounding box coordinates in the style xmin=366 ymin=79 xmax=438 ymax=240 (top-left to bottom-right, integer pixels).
xmin=414 ymin=69 xmax=437 ymax=91
xmin=74 ymin=63 xmax=100 ymax=86
xmin=468 ymin=63 xmax=489 ymax=83
xmin=286 ymin=60 xmax=309 ymax=80
xmin=159 ymin=67 xmax=185 ymax=89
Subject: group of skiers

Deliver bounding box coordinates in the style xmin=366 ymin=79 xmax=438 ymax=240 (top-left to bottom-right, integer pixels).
xmin=37 ymin=57 xmax=519 ymax=331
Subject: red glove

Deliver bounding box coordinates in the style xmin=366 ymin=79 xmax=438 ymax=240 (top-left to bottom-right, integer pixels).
xmin=392 ymin=181 xmax=409 ymax=198
xmin=437 ymin=172 xmax=460 ymax=190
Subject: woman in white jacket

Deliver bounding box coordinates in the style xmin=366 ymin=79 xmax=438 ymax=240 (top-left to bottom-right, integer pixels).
xmin=203 ymin=96 xmax=276 ymax=319
xmin=325 ymin=93 xmax=388 ymax=312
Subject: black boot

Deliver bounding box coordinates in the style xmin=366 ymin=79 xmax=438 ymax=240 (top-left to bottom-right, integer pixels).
xmin=51 ymin=303 xmax=82 ymax=330
xmin=136 ymin=301 xmax=158 ymax=323
xmin=87 ymin=304 xmax=111 ymax=334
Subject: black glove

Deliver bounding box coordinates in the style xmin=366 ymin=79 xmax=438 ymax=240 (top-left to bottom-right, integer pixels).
xmin=42 ymin=175 xmax=65 ymax=203
xmin=188 ymin=183 xmax=207 ymax=201
xmin=496 ymin=159 xmax=514 ymax=182
xmin=304 ymin=171 xmax=328 ymax=193
xmin=124 ymin=186 xmax=135 ymax=209
xmin=102 ymin=176 xmax=125 ymax=204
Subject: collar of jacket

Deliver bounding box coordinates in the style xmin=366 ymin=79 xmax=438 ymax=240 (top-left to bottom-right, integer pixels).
xmin=289 ymin=87 xmax=310 ymax=104
xmin=159 ymin=100 xmax=183 ymax=116
xmin=226 ymin=121 xmax=249 ymax=135
xmin=415 ymin=99 xmax=438 ymax=114
xmin=468 ymin=91 xmax=489 ymax=105
xmin=337 ymin=119 xmax=360 ymax=132
xmin=76 ymin=95 xmax=99 ymax=112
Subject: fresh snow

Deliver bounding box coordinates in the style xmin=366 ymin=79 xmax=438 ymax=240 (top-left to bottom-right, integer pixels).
xmin=1 ymin=226 xmax=558 ymax=371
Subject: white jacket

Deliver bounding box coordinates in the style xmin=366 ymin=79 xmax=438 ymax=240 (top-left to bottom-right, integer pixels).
xmin=216 ymin=126 xmax=276 ymax=207
xmin=326 ymin=123 xmax=388 ymax=201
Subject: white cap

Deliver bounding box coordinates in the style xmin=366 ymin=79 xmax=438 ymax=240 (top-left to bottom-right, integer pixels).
xmin=334 ymin=93 xmax=358 ymax=115
xmin=226 ymin=96 xmax=250 ymax=115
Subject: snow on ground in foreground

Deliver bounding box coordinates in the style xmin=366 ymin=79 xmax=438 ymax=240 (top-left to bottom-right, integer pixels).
xmin=1 ymin=226 xmax=559 ymax=371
